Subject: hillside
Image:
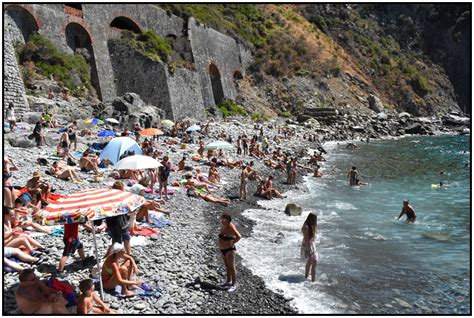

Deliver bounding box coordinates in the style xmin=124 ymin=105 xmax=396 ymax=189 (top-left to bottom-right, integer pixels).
xmin=161 ymin=4 xmax=470 ymax=117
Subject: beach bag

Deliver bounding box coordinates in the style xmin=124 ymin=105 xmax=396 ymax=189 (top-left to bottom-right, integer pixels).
xmin=27 ymin=133 xmax=34 ymax=140
xmin=48 ymin=277 xmax=76 ymax=307
xmin=17 ymin=192 xmax=33 ymax=206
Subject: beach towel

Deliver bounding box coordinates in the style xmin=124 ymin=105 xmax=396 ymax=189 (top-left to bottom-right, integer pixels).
xmin=112 ymin=284 xmax=161 ymax=298
xmin=49 ymin=227 xmax=64 ymax=237
xmin=3 ymin=257 xmax=20 ymax=272
xmin=130 ymin=236 xmax=148 ymax=247
xmin=148 ymin=216 xmax=173 ymax=229
xmin=130 ymin=227 xmax=158 ymax=236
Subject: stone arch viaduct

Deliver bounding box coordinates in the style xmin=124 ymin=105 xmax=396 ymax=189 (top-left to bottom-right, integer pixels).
xmin=3 ymin=4 xmax=252 ymax=120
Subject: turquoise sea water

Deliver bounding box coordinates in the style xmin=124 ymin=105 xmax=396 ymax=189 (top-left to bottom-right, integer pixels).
xmin=239 ymin=134 xmax=470 ymax=314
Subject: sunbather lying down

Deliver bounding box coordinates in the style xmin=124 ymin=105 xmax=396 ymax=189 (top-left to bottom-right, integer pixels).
xmin=186 ymin=187 xmax=230 ymax=206
xmin=184 ymin=175 xmax=216 ymax=193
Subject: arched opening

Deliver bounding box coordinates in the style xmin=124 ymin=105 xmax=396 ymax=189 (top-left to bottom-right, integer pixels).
xmin=233 ymin=70 xmax=243 ymax=80
xmin=110 ymin=17 xmax=141 ymax=33
xmin=4 ymin=5 xmax=39 ymax=44
xmin=209 ymin=63 xmax=224 ymax=105
xmin=65 ymin=23 xmax=102 ymax=100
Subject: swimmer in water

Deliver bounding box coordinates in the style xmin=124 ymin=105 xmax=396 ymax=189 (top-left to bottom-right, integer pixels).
xmin=347 ymin=166 xmax=359 ymax=186
xmin=397 ymin=200 xmax=416 ymax=223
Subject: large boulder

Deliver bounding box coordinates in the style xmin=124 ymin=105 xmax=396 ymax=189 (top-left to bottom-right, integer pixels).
xmin=405 ymin=123 xmax=425 ymax=134
xmin=442 ymin=114 xmax=470 ymax=126
xmin=107 ymin=93 xmax=165 ymax=128
xmin=368 ymin=94 xmax=383 ymax=113
xmin=22 ymin=112 xmax=42 ymax=125
xmin=284 ymin=203 xmax=302 ymax=216
xmin=8 ymin=137 xmax=35 ymax=148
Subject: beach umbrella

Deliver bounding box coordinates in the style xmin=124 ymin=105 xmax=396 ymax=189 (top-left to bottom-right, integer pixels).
xmin=97 ymin=130 xmax=116 ymax=137
xmin=161 ymin=119 xmax=174 ymax=128
xmin=99 ymin=137 xmax=143 ymax=164
xmin=140 ymin=128 xmax=163 ymax=136
xmin=85 ymin=118 xmax=104 ymax=125
xmin=205 ymin=141 xmax=233 ymax=149
xmin=114 ymin=155 xmax=162 ymax=170
xmin=32 ymin=188 xmax=146 ymax=299
xmin=105 ymin=118 xmax=120 ymax=125
xmin=186 ymin=124 xmax=201 ymax=133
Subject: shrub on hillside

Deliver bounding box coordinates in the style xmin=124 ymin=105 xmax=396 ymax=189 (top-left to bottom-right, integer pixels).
xmin=16 ymin=33 xmax=91 ymax=96
xmin=216 ymin=99 xmax=248 ymax=118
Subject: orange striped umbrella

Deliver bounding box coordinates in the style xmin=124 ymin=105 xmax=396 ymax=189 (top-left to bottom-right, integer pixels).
xmin=140 ymin=128 xmax=163 ymax=136
xmin=33 ymin=188 xmax=146 ymax=226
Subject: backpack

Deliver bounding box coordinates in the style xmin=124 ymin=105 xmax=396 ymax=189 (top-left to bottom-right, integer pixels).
xmin=48 ymin=277 xmax=76 ymax=307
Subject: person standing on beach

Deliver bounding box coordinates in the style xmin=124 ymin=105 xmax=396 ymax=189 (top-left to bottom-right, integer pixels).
xmin=242 ymin=135 xmax=249 ymax=156
xmin=236 ymin=136 xmax=242 ymax=156
xmin=159 ymin=156 xmax=171 ymax=200
xmin=217 ymin=213 xmax=241 ymax=292
xmin=301 ymin=213 xmax=318 ymax=282
xmin=239 ymin=165 xmax=248 ymax=200
xmin=6 ymin=103 xmax=16 ymax=132
xmin=398 ymin=200 xmax=417 ymax=223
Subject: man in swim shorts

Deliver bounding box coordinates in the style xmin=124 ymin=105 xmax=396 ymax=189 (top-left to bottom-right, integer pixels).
xmin=398 ymin=200 xmax=416 ymax=223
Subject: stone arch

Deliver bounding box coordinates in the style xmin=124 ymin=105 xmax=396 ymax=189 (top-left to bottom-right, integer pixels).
xmin=4 ymin=5 xmax=40 ymax=44
xmin=233 ymin=70 xmax=244 ymax=80
xmin=110 ymin=16 xmax=142 ymax=33
xmin=209 ymin=63 xmax=224 ymax=105
xmin=64 ymin=22 xmax=102 ymax=100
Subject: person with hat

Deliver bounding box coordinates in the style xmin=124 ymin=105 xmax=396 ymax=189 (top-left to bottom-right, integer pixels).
xmin=101 ymin=243 xmax=143 ymax=297
xmin=26 ymin=171 xmax=52 ymax=204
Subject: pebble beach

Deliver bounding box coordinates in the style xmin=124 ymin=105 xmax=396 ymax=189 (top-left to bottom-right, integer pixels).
xmin=2 ymin=113 xmax=469 ymax=314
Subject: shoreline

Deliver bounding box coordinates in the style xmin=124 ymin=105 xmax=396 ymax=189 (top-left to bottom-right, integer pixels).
xmin=2 ymin=115 xmax=469 ymax=314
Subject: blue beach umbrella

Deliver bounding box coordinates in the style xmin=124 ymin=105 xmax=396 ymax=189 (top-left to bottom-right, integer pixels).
xmin=186 ymin=124 xmax=201 ymax=133
xmin=99 ymin=137 xmax=143 ymax=164
xmin=97 ymin=130 xmax=116 ymax=137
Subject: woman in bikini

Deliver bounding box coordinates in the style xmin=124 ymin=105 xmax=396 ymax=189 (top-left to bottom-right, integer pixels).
xmin=77 ymin=279 xmax=113 ymax=314
xmin=217 ymin=213 xmax=241 ymax=292
xmin=101 ymin=243 xmax=143 ymax=297
xmin=4 ymin=157 xmax=18 ymax=208
xmin=50 ymin=161 xmax=81 ymax=183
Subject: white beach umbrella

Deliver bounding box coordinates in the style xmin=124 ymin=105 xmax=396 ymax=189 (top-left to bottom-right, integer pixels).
xmin=114 ymin=155 xmax=162 ymax=170
xmin=205 ymin=141 xmax=233 ymax=149
xmin=105 ymin=118 xmax=120 ymax=124
xmin=161 ymin=119 xmax=175 ymax=128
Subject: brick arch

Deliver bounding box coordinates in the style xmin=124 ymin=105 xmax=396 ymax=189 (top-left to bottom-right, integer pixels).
xmin=208 ymin=62 xmax=224 ymax=104
xmin=61 ymin=18 xmax=95 ymax=44
xmin=208 ymin=61 xmax=221 ymax=79
xmin=108 ymin=13 xmax=142 ymax=33
xmin=233 ymin=69 xmax=243 ymax=80
xmin=4 ymin=4 xmax=42 ymax=41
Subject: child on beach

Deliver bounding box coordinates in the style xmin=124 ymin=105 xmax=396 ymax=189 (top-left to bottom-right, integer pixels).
xmin=58 ymin=222 xmax=94 ymax=275
xmin=301 ymin=213 xmax=318 ymax=282
xmin=77 ymin=279 xmax=113 ymax=314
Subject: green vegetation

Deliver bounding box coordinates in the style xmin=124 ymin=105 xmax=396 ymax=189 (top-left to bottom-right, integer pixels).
xmin=216 ymin=99 xmax=248 ymax=118
xmin=118 ymin=29 xmax=172 ymax=63
xmin=251 ymin=112 xmax=270 ymax=122
xmin=278 ymin=111 xmax=292 ymax=118
xmin=16 ymin=33 xmax=91 ymax=96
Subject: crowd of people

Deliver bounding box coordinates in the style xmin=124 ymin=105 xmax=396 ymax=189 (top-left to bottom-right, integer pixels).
xmin=3 ymin=107 xmax=372 ymax=314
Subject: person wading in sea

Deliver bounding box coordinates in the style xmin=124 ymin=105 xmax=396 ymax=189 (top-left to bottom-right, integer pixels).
xmin=397 ymin=200 xmax=416 ymax=223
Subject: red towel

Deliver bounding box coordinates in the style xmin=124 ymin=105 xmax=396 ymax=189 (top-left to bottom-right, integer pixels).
xmin=130 ymin=228 xmax=159 ymax=236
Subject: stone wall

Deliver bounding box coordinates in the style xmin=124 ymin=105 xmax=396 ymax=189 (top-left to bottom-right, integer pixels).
xmin=188 ymin=17 xmax=247 ymax=108
xmin=108 ymin=41 xmax=172 ymax=118
xmin=3 ymin=4 xmax=250 ymax=119
xmin=3 ymin=30 xmax=29 ymax=118
xmin=167 ymin=68 xmax=205 ymax=121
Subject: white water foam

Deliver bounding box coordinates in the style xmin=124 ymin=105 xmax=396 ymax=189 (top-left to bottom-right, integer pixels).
xmin=239 ymin=188 xmax=347 ymax=314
